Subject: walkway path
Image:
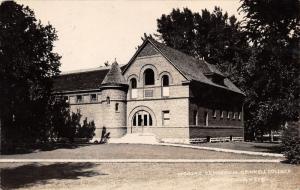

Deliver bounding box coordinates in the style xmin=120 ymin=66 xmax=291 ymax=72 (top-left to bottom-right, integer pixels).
xmin=160 ymin=143 xmax=284 ymax=158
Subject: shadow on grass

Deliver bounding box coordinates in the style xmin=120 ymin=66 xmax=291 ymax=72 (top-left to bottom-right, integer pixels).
xmin=2 ymin=143 xmax=91 ymax=155
xmin=0 ymin=162 xmax=106 ymax=189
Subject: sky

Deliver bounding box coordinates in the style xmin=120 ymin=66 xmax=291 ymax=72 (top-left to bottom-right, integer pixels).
xmin=16 ymin=0 xmax=243 ymax=72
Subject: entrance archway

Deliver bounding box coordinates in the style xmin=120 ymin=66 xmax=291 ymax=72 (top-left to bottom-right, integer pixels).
xmin=131 ymin=110 xmax=153 ymax=133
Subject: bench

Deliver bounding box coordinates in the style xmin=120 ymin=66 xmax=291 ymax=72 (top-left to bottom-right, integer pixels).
xmin=232 ymin=137 xmax=244 ymax=141
xmin=210 ymin=137 xmax=231 ymax=143
xmin=189 ymin=138 xmax=207 ymax=144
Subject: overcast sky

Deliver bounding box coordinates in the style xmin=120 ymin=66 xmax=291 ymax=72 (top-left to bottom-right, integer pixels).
xmin=17 ymin=0 xmax=242 ymax=72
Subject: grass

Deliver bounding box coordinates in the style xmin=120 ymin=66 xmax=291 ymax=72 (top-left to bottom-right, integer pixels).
xmin=0 ymin=162 xmax=299 ymax=190
xmin=1 ymin=144 xmax=280 ymax=160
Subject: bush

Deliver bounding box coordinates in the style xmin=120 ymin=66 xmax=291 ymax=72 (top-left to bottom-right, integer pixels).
xmin=76 ymin=118 xmax=96 ymax=139
xmin=281 ymin=122 xmax=300 ymax=164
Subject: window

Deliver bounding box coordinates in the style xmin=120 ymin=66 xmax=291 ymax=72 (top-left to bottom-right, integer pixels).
xmin=63 ymin=96 xmax=69 ymax=103
xmin=227 ymin=111 xmax=230 ymax=119
xmin=130 ymin=78 xmax=137 ymax=88
xmin=193 ymin=110 xmax=198 ymax=125
xmin=162 ymin=75 xmax=170 ymax=97
xmin=204 ymin=111 xmax=208 ymax=126
xmin=90 ymin=94 xmax=97 ymax=102
xmin=220 ymin=110 xmax=224 ymax=119
xmin=130 ymin=78 xmax=138 ymax=99
xmin=132 ymin=110 xmax=153 ymax=126
xmin=144 ymin=69 xmax=155 ymax=85
xmin=115 ymin=103 xmax=119 ymax=112
xmin=76 ymin=95 xmax=82 ymax=103
xmin=212 ymin=109 xmax=217 ymax=118
xmin=233 ymin=112 xmax=236 ymax=120
xmin=162 ymin=75 xmax=169 ymax=86
xmin=106 ymin=96 xmax=110 ymax=104
xmin=162 ymin=111 xmax=170 ymax=125
xmin=238 ymin=112 xmax=241 ymax=120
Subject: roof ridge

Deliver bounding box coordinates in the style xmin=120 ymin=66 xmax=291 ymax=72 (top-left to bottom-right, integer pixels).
xmin=60 ymin=64 xmax=126 ymax=76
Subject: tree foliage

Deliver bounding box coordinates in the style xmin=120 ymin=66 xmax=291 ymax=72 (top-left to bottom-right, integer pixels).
xmin=240 ymin=0 xmax=300 ymax=138
xmin=0 ymin=1 xmax=61 ymax=147
xmin=281 ymin=122 xmax=300 ymax=164
xmin=157 ymin=7 xmax=249 ymax=81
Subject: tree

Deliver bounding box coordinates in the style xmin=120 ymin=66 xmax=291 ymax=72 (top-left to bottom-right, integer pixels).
xmin=281 ymin=122 xmax=300 ymax=164
xmin=156 ymin=7 xmax=249 ymax=82
xmin=240 ymin=0 xmax=300 ymax=139
xmin=0 ymin=1 xmax=61 ymax=147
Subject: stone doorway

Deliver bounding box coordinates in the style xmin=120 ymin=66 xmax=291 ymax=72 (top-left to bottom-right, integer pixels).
xmin=131 ymin=110 xmax=153 ymax=133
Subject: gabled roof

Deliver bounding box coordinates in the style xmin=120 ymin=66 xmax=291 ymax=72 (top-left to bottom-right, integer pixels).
xmin=53 ymin=65 xmax=126 ymax=92
xmin=123 ymin=38 xmax=243 ymax=95
xmin=101 ymin=61 xmax=128 ymax=86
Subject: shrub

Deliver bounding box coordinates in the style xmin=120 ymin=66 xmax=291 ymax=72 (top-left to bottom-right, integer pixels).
xmin=77 ymin=118 xmax=96 ymax=139
xmin=281 ymin=122 xmax=300 ymax=164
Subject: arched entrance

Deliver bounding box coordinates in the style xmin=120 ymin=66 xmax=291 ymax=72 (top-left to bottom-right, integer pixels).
xmin=131 ymin=110 xmax=153 ymax=133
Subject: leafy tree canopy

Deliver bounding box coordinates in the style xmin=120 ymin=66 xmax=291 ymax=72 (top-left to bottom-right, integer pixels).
xmin=240 ymin=0 xmax=300 ymax=136
xmin=0 ymin=1 xmax=61 ymax=145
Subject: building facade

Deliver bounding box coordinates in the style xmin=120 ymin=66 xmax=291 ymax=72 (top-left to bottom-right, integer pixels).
xmin=53 ymin=38 xmax=245 ymax=143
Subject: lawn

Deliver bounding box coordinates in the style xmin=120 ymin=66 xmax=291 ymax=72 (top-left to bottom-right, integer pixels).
xmin=1 ymin=144 xmax=280 ymax=160
xmin=194 ymin=141 xmax=282 ymax=153
xmin=0 ymin=162 xmax=299 ymax=190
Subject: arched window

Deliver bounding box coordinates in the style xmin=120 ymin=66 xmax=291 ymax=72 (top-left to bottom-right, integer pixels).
xmin=130 ymin=78 xmax=137 ymax=89
xmin=144 ymin=69 xmax=155 ymax=85
xmin=132 ymin=110 xmax=153 ymax=127
xmin=161 ymin=75 xmax=170 ymax=97
xmin=106 ymin=96 xmax=110 ymax=104
xmin=130 ymin=78 xmax=138 ymax=99
xmin=162 ymin=75 xmax=169 ymax=86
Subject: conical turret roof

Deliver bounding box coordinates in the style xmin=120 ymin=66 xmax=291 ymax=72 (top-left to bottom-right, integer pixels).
xmin=101 ymin=61 xmax=128 ymax=86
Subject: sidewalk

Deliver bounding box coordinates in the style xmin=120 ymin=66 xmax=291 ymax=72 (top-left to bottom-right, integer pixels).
xmin=0 ymin=158 xmax=283 ymax=163
xmin=160 ymin=143 xmax=284 ymax=158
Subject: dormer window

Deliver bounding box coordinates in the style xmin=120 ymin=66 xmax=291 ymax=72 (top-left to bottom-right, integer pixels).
xmin=205 ymin=73 xmax=225 ymax=86
xmin=144 ymin=69 xmax=154 ymax=85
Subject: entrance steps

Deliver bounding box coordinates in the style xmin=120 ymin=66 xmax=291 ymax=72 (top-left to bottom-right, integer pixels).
xmin=109 ymin=133 xmax=160 ymax=144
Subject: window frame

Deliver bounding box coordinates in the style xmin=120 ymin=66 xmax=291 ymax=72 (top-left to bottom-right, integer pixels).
xmin=76 ymin=95 xmax=83 ymax=103
xmin=161 ymin=75 xmax=170 ymax=97
xmin=212 ymin=109 xmax=217 ymax=118
xmin=90 ymin=94 xmax=97 ymax=102
xmin=115 ymin=103 xmax=119 ymax=112
xmin=220 ymin=110 xmax=224 ymax=119
xmin=144 ymin=68 xmax=155 ymax=86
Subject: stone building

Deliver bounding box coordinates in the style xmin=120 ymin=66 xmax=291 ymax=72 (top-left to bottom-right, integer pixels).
xmin=53 ymin=38 xmax=245 ymax=143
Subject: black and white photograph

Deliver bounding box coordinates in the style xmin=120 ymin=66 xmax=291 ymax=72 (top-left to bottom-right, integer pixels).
xmin=0 ymin=0 xmax=299 ymax=189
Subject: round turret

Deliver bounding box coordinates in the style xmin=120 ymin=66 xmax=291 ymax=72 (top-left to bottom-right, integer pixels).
xmin=100 ymin=61 xmax=128 ymax=138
